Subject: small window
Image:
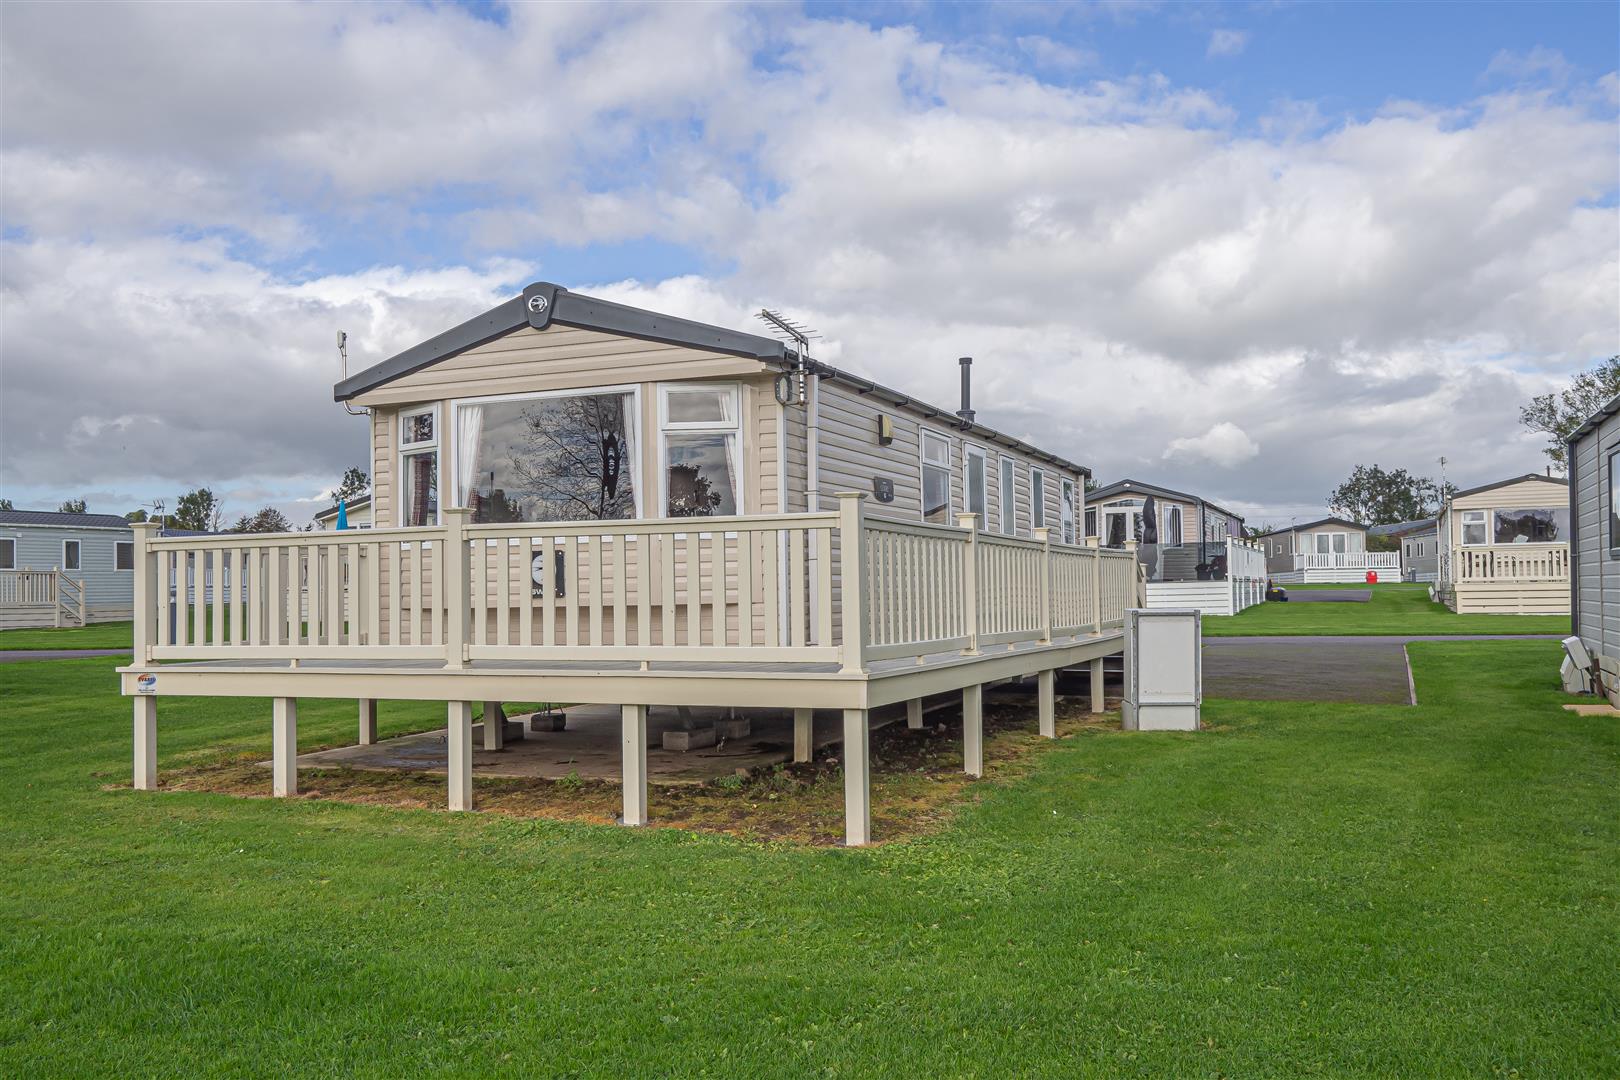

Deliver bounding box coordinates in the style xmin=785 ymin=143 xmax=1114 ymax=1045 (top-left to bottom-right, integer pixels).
xmin=62 ymin=539 xmax=81 ymax=571
xmin=661 ymin=384 xmax=739 ymax=517
xmin=1163 ymin=505 xmax=1183 ymax=545
xmin=999 ymin=457 xmax=1016 ymax=535
xmin=1083 ymin=507 xmax=1097 ymax=539
xmin=921 ymin=430 xmax=951 ymax=524
xmin=115 ymin=541 xmax=134 ymax=571
xmin=1060 ymin=478 xmax=1076 ymax=546
xmin=0 ymin=538 xmax=14 ymax=570
xmin=399 ymin=406 xmax=440 ymax=527
xmin=1461 ymin=510 xmax=1488 ymax=546
xmin=965 ymin=446 xmax=988 ymax=528
xmin=1609 ymin=448 xmax=1620 ymax=554
xmin=1031 ymin=467 xmax=1047 ymax=530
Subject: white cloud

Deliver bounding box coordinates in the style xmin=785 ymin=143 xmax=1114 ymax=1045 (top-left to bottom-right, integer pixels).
xmin=1207 ymin=29 xmax=1249 ymax=58
xmin=1164 ymin=422 xmax=1261 ymax=467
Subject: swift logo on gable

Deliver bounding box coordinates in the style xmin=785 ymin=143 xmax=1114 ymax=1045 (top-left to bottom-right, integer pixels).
xmin=526 ymin=294 xmax=548 ymax=314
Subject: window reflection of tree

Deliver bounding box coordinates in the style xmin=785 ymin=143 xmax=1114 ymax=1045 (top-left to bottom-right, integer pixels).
xmin=495 ymin=396 xmax=634 ymax=522
xmin=668 ymin=463 xmax=723 ymax=517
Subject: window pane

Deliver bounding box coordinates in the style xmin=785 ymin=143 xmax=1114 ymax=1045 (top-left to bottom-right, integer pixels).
xmin=967 ymin=452 xmax=987 ymax=521
xmin=1000 ymin=459 xmax=1016 ymax=533
xmin=1462 ymin=522 xmax=1487 ymax=545
xmin=1494 ymin=507 xmax=1568 ymax=544
xmin=1333 ymin=533 xmax=1347 ymax=553
xmin=461 ymin=394 xmax=636 ymax=523
xmin=404 ymin=411 xmax=434 ymax=446
xmin=1032 ymin=471 xmax=1045 ymax=528
xmin=666 ymin=433 xmax=737 ymax=516
xmin=1611 ymin=450 xmax=1620 ymax=549
xmin=0 ymin=538 xmax=13 ymax=569
xmin=922 ymin=431 xmax=950 ymax=466
xmin=116 ymin=542 xmax=134 ymax=570
xmin=64 ymin=541 xmax=80 ymax=571
xmin=403 ymin=450 xmax=438 ymax=526
xmin=666 ymin=389 xmax=733 ymax=425
xmin=923 ymin=465 xmax=950 ymax=524
xmin=1060 ymin=482 xmax=1076 ymax=545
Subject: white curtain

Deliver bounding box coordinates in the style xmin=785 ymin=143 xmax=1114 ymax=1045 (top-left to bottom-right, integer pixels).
xmin=618 ymin=393 xmax=640 ymax=517
xmin=456 ymin=404 xmax=484 ymax=510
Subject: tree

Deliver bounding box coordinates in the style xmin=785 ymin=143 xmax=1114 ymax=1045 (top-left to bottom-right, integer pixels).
xmin=1327 ymin=465 xmax=1452 ymax=526
xmin=331 ymin=466 xmax=369 ymax=505
xmin=171 ymin=487 xmax=224 ymax=532
xmin=58 ymin=497 xmax=87 ymax=514
xmin=0 ymin=498 xmax=12 ymax=511
xmin=125 ymin=509 xmax=148 ymax=522
xmin=1519 ymin=356 xmax=1620 ymax=474
xmin=232 ymin=507 xmax=292 ymax=533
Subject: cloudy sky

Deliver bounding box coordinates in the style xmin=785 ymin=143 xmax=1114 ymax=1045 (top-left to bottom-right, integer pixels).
xmin=2 ymin=1 xmax=1616 ymax=529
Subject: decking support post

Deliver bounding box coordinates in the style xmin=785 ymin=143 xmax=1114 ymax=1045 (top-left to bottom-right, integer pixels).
xmin=958 ymin=513 xmax=980 ymax=655
xmin=447 ymin=701 xmax=473 ymax=811
xmin=1034 ymin=527 xmax=1053 ymax=643
xmin=482 ymin=701 xmax=506 ymax=751
xmin=621 ymin=704 xmax=648 ymax=826
xmin=963 ymin=683 xmax=983 ymax=777
xmin=906 ymin=698 xmax=923 ymax=730
xmin=272 ymin=697 xmax=298 ymax=797
xmin=133 ymin=695 xmax=157 ymax=791
xmin=1089 ymin=657 xmax=1105 ymax=713
xmin=131 ymin=522 xmax=160 ymax=664
xmin=1038 ymin=669 xmax=1056 ymax=738
xmin=793 ymin=708 xmax=814 ymax=763
xmin=836 ymin=492 xmax=869 ymax=674
xmin=443 ymin=508 xmax=471 ymax=670
xmin=1086 ymin=537 xmax=1102 ymax=632
xmin=842 ymin=708 xmax=871 ymax=846
xmin=358 ymin=699 xmax=377 ymax=746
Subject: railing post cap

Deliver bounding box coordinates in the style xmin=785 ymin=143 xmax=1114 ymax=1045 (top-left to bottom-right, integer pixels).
xmin=444 ymin=506 xmax=472 ymax=518
xmin=834 ymin=490 xmax=868 ymax=501
xmin=131 ymin=520 xmax=161 ymax=532
xmin=956 ymin=512 xmax=979 ymax=528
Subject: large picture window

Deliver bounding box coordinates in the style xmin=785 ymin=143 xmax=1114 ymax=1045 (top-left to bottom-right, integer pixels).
xmin=660 ymin=384 xmax=739 ymax=518
xmin=455 ymin=389 xmax=638 ymax=523
xmin=921 ymin=429 xmax=951 ymax=524
xmin=1493 ymin=507 xmax=1568 ymax=544
xmin=965 ymin=445 xmax=988 ymax=528
xmin=400 ymin=406 xmax=439 ymax=527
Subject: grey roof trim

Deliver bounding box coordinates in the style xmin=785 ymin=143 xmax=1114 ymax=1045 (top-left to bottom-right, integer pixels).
xmin=1447 ymin=473 xmax=1568 ymax=502
xmin=0 ymin=510 xmax=135 ymax=530
xmin=781 ymin=356 xmax=1091 ymax=478
xmin=1568 ymin=391 xmax=1620 ymax=446
xmin=1253 ymin=516 xmax=1367 ymax=538
xmin=1367 ymin=517 xmax=1437 ymax=538
xmin=1087 ymin=478 xmax=1245 ymax=523
xmin=313 ymin=494 xmax=373 ymax=521
xmin=334 ymin=283 xmax=786 ymax=402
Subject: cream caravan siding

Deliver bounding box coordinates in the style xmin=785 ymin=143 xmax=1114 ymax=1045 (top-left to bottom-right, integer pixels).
xmin=369 ymin=409 xmax=393 ymax=527
xmin=351 ymin=325 xmax=763 ymax=407
xmin=1443 ymin=477 xmax=1570 ymax=556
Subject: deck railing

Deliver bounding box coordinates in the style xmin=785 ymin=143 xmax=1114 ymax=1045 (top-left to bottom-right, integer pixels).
xmin=1455 ymin=543 xmax=1569 ymax=583
xmin=0 ymin=569 xmax=86 ymax=627
xmin=130 ymin=494 xmax=1144 ymax=671
xmin=1296 ymin=551 xmax=1401 ymax=571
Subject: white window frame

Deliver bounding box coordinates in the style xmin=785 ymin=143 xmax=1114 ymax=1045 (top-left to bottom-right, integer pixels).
xmin=1060 ymin=477 xmax=1077 ymax=546
xmin=657 ymin=382 xmax=742 ymax=519
xmin=398 ymin=404 xmax=441 ymax=527
xmin=998 ymin=456 xmax=1016 ymax=535
xmin=920 ymin=428 xmax=953 ymax=525
xmin=964 ymin=444 xmax=989 ymax=530
xmin=1030 ymin=466 xmax=1047 ymax=531
xmin=0 ymin=536 xmax=15 ymax=570
xmin=115 ymin=540 xmax=134 ymax=571
xmin=1083 ymin=506 xmax=1097 ymax=539
xmin=62 ymin=539 xmax=81 ymax=572
xmin=1460 ymin=509 xmax=1488 ymax=547
xmin=1163 ymin=505 xmax=1183 ymax=546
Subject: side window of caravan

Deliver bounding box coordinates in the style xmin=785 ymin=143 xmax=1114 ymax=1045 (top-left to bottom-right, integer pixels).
xmin=921 ymin=430 xmax=952 ymax=525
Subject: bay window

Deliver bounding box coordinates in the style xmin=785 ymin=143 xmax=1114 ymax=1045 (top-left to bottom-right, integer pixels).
xmin=399 ymin=406 xmax=439 ymax=527
xmin=453 ymin=389 xmax=638 ymax=523
xmin=965 ymin=445 xmax=988 ymax=528
xmin=660 ymin=384 xmax=739 ymax=518
xmin=921 ymin=429 xmax=951 ymax=524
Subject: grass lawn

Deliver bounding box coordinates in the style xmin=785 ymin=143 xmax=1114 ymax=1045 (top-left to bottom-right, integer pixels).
xmin=0 ymin=620 xmax=133 ymax=651
xmin=1205 ymin=583 xmax=1571 ymax=637
xmin=2 ymin=644 xmax=1615 ymax=1075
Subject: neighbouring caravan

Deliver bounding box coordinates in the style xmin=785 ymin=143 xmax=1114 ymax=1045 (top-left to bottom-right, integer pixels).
xmin=0 ymin=510 xmax=138 ymax=628
xmin=1084 ymin=479 xmax=1261 ymax=615
xmin=1254 ymin=517 xmax=1397 ymax=584
xmin=1567 ymin=395 xmax=1620 ymax=697
xmin=1433 ymin=474 xmax=1569 ymax=615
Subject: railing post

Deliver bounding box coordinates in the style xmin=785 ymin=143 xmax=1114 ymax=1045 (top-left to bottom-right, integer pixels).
xmin=131 ymin=522 xmax=160 ymax=663
xmin=1087 ymin=536 xmax=1101 ymax=633
xmin=1125 ymin=539 xmax=1143 ymax=607
xmin=1034 ymin=527 xmax=1052 ymax=644
xmin=958 ymin=513 xmax=980 ymax=655
xmin=837 ymin=492 xmax=869 ymax=674
xmin=443 ymin=508 xmax=470 ymax=670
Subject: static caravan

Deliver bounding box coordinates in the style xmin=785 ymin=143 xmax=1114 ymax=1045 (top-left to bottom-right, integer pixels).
xmin=1084 ymin=479 xmax=1262 ymax=615
xmin=1569 ymin=395 xmax=1620 ymax=697
xmin=1434 ymin=474 xmax=1569 ymax=615
xmin=1255 ymin=517 xmax=1396 ymax=584
xmin=313 ymin=496 xmax=374 ymax=531
xmin=117 ymin=281 xmax=1142 ymax=846
xmin=0 ymin=510 xmax=140 ymax=628
xmin=1367 ymin=518 xmax=1438 ymax=583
